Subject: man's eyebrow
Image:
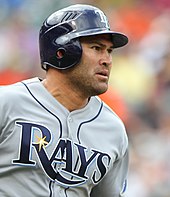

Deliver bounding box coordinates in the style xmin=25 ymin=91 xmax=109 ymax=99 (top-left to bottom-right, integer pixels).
xmin=83 ymin=40 xmax=114 ymax=48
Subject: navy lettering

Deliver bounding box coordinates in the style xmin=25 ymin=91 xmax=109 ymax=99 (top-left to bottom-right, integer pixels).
xmin=13 ymin=122 xmax=51 ymax=165
xmin=13 ymin=121 xmax=111 ymax=186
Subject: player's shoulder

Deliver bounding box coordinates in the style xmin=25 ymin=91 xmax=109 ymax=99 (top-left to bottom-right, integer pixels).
xmin=0 ymin=77 xmax=40 ymax=102
xmin=94 ymin=96 xmax=124 ymax=123
xmin=94 ymin=96 xmax=127 ymax=132
xmin=94 ymin=96 xmax=128 ymax=153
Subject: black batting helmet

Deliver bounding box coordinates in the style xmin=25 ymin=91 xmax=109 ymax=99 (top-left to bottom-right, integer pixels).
xmin=39 ymin=4 xmax=128 ymax=70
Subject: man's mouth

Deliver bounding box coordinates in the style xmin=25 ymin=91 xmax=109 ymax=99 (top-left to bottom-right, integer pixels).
xmin=96 ymin=70 xmax=109 ymax=78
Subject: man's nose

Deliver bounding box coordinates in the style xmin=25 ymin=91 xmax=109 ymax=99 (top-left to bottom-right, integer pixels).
xmin=99 ymin=52 xmax=112 ymax=67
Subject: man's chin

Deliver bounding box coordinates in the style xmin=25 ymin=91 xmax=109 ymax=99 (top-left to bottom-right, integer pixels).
xmin=94 ymin=87 xmax=108 ymax=96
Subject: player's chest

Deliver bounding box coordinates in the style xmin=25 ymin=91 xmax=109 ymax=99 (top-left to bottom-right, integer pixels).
xmin=7 ymin=113 xmax=115 ymax=188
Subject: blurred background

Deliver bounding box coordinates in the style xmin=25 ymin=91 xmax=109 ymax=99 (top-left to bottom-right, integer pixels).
xmin=0 ymin=0 xmax=170 ymax=196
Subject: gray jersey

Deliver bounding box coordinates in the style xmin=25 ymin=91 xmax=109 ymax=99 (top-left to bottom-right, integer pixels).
xmin=0 ymin=77 xmax=128 ymax=197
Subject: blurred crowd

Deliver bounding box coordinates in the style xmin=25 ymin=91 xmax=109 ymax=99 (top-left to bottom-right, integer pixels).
xmin=0 ymin=0 xmax=170 ymax=196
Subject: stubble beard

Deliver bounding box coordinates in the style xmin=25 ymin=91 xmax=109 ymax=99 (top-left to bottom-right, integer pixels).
xmin=65 ymin=63 xmax=109 ymax=98
xmin=69 ymin=75 xmax=109 ymax=98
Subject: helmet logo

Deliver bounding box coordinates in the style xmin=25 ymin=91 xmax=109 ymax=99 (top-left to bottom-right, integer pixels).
xmin=95 ymin=10 xmax=110 ymax=29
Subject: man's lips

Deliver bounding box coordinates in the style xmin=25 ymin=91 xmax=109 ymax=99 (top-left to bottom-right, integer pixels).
xmin=96 ymin=70 xmax=109 ymax=78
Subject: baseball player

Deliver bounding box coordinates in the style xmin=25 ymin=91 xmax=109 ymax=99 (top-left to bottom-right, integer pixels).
xmin=0 ymin=4 xmax=129 ymax=197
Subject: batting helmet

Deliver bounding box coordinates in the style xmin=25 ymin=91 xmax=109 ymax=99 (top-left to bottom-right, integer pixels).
xmin=39 ymin=4 xmax=128 ymax=70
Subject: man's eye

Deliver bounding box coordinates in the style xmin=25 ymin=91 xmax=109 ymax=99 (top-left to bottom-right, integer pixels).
xmin=108 ymin=49 xmax=113 ymax=54
xmin=92 ymin=46 xmax=101 ymax=51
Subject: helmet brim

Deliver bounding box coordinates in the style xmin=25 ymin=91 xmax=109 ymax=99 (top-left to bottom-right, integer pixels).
xmin=71 ymin=29 xmax=128 ymax=48
xmin=110 ymin=32 xmax=128 ymax=48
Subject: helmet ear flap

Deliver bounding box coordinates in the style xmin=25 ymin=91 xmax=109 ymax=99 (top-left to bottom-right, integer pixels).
xmin=41 ymin=38 xmax=82 ymax=70
xmin=55 ymin=39 xmax=82 ymax=69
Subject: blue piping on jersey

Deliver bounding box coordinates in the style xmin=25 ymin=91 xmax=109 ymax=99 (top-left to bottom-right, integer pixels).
xmin=21 ymin=82 xmax=63 ymax=138
xmin=77 ymin=101 xmax=103 ymax=144
xmin=49 ymin=180 xmax=54 ymax=197
xmin=21 ymin=81 xmax=63 ymax=197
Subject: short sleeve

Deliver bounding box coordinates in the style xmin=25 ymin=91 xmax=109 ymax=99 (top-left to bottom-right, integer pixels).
xmin=0 ymin=87 xmax=5 ymax=133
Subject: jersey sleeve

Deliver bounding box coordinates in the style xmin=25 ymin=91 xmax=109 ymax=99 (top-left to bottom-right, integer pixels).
xmin=0 ymin=85 xmax=15 ymax=136
xmin=90 ymin=149 xmax=129 ymax=197
xmin=0 ymin=87 xmax=5 ymax=133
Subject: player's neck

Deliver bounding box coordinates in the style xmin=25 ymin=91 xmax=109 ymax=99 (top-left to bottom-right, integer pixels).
xmin=42 ymin=71 xmax=89 ymax=112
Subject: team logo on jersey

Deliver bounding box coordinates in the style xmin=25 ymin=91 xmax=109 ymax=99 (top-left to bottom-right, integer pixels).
xmin=13 ymin=121 xmax=111 ymax=186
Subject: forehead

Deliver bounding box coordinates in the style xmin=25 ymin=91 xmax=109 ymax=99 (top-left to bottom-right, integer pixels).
xmin=80 ymin=34 xmax=113 ymax=46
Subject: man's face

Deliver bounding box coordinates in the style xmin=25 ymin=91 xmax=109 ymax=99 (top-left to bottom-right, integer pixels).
xmin=66 ymin=34 xmax=114 ymax=98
